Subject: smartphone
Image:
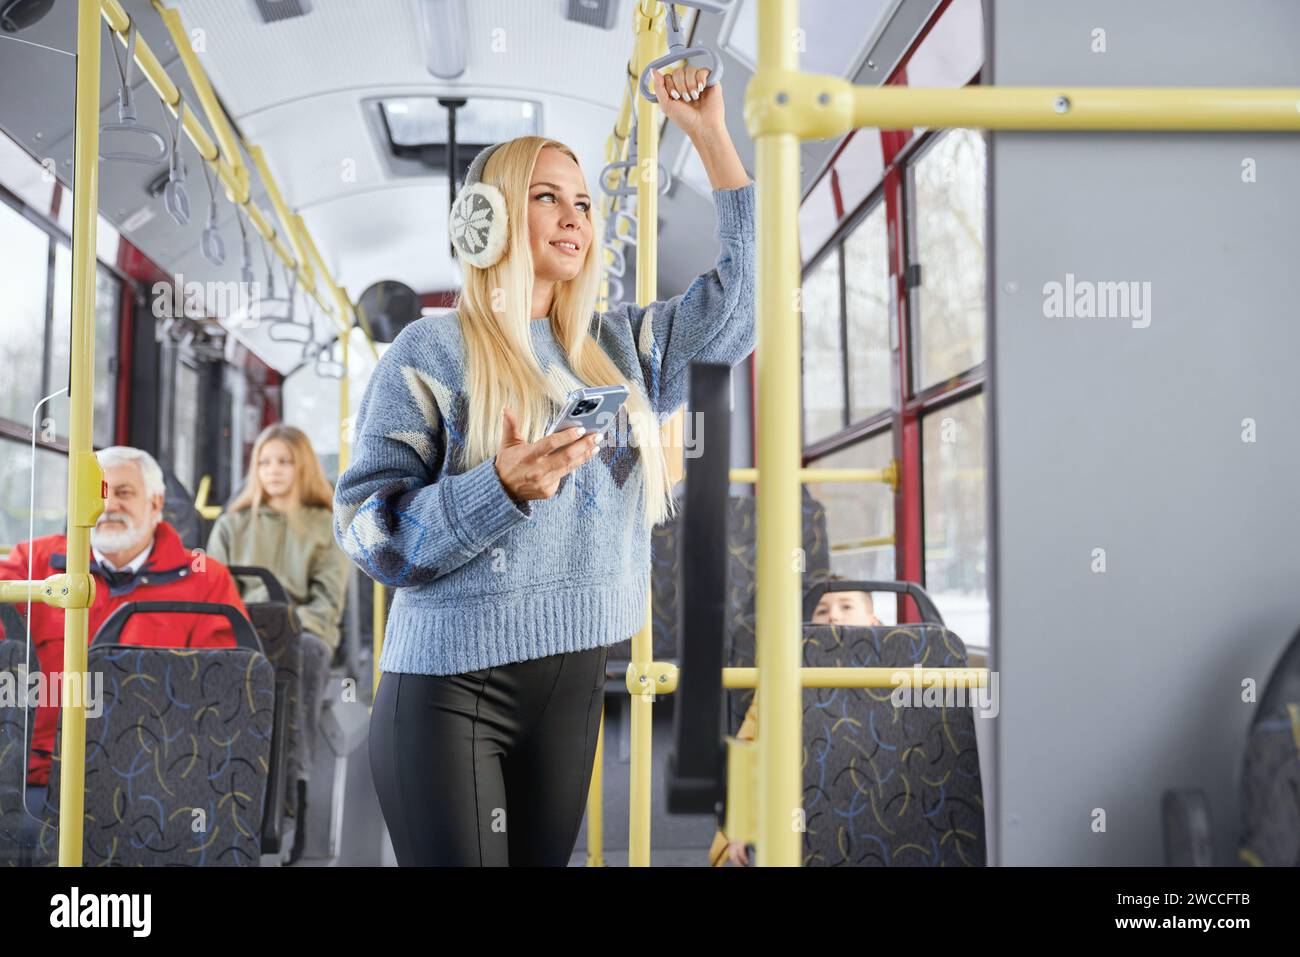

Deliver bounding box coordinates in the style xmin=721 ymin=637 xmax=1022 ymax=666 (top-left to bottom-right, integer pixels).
xmin=545 ymin=385 xmax=629 ymax=437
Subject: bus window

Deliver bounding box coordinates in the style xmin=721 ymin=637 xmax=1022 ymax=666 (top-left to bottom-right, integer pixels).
xmin=908 ymin=128 xmax=986 ymax=391
xmin=47 ymin=244 xmax=120 ymax=449
xmin=800 ymin=251 xmax=844 ymax=444
xmin=844 ymin=199 xmax=890 ymax=422
xmin=171 ymin=361 xmax=200 ymax=493
xmin=0 ymin=198 xmax=50 ymax=428
xmin=799 ymin=172 xmax=838 ymax=264
xmin=283 ymin=360 xmax=339 ymax=481
xmin=922 ymin=394 xmax=987 ymax=647
xmin=0 ymin=444 xmax=68 ymax=546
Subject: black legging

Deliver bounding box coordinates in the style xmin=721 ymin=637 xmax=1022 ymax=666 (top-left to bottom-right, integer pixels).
xmin=369 ymin=644 xmax=609 ymax=866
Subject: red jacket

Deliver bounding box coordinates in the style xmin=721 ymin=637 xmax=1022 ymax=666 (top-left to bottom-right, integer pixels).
xmin=0 ymin=521 xmax=248 ymax=785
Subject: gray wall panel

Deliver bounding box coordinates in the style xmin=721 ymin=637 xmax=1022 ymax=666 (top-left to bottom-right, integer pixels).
xmin=989 ymin=0 xmax=1300 ymax=865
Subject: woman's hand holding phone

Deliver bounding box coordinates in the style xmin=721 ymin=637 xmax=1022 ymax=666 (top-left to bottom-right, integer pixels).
xmin=494 ymin=406 xmax=600 ymax=502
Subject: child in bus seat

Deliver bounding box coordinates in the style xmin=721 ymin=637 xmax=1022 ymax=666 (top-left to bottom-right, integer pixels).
xmin=708 ymin=580 xmax=881 ymax=867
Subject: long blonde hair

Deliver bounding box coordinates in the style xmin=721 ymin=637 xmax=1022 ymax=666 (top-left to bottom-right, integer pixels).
xmin=453 ymin=135 xmax=675 ymax=527
xmin=229 ymin=423 xmax=335 ymax=514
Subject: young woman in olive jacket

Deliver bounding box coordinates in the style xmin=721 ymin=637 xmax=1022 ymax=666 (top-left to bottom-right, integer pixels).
xmin=208 ymin=424 xmax=351 ymax=818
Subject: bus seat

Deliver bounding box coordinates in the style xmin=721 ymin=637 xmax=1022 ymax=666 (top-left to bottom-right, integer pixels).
xmin=800 ymin=621 xmax=987 ymax=867
xmin=0 ymin=639 xmax=33 ymax=866
xmin=0 ymin=603 xmax=21 ymax=643
xmin=1238 ymin=625 xmax=1300 ymax=866
xmin=1161 ymin=790 xmax=1214 ymax=865
xmin=649 ymin=500 xmax=685 ymax=661
xmin=225 ymin=565 xmax=307 ymax=860
xmin=161 ymin=468 xmax=205 ymax=549
xmin=596 ymin=493 xmax=686 ymax=679
xmin=603 ymin=488 xmax=829 ymax=699
xmin=1162 ymin=624 xmax=1300 ymax=866
xmin=91 ymin=598 xmax=293 ymax=861
xmin=723 ymin=489 xmax=831 ymax=733
xmin=39 ymin=643 xmax=275 ymax=866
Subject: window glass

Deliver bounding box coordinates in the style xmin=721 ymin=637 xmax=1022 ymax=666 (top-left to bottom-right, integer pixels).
xmin=904 ymin=0 xmax=985 ymax=90
xmin=0 ymin=132 xmax=55 ymax=215
xmin=172 ymin=363 xmax=200 ymax=492
xmin=0 ymin=440 xmax=68 ymax=546
xmin=843 ymin=201 xmax=891 ymax=422
xmin=806 ymin=430 xmax=897 ymax=623
xmin=283 ymin=357 xmax=340 ymax=481
xmin=922 ymin=394 xmax=988 ymax=647
xmin=909 ymin=128 xmax=986 ymax=390
xmin=798 ymin=171 xmax=837 ymax=264
xmin=800 ymin=252 xmax=843 ymax=444
xmin=47 ymin=246 xmax=118 ymax=447
xmin=94 ymin=266 xmax=120 ymax=447
xmin=380 ymin=97 xmax=539 ymax=147
xmin=833 ymin=127 xmax=884 ymax=216
xmin=723 ymin=0 xmax=897 ymax=76
xmin=0 ymin=201 xmax=50 ymax=428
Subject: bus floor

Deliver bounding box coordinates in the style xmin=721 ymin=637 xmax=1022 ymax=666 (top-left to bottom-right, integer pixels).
xmin=569 ymin=692 xmax=719 ymax=867
xmin=288 ymin=672 xmax=720 ymax=866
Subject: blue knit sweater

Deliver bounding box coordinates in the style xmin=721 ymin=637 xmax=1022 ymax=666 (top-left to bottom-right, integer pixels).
xmin=334 ymin=182 xmax=755 ymax=675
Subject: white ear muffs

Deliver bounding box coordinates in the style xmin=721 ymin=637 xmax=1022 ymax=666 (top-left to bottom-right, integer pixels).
xmin=449 ymin=181 xmax=508 ymax=269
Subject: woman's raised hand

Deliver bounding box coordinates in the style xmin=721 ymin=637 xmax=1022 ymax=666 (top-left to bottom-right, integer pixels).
xmin=493 ymin=406 xmax=600 ymax=503
xmin=653 ymin=66 xmax=724 ymax=140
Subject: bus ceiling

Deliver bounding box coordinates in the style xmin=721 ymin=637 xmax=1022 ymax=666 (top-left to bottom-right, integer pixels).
xmin=0 ymin=0 xmax=937 ymax=375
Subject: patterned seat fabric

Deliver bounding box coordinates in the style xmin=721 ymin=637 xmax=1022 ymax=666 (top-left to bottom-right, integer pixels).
xmin=0 ymin=603 xmax=22 ymax=642
xmin=724 ymin=490 xmax=831 ymax=733
xmin=243 ymin=602 xmax=304 ymax=822
xmin=0 ymin=640 xmax=32 ymax=866
xmin=612 ymin=491 xmax=830 ymax=689
xmin=161 ymin=469 xmax=204 ymax=549
xmin=800 ymin=623 xmax=986 ymax=867
xmin=603 ymin=507 xmax=684 ymax=667
xmin=40 ymin=645 xmax=275 ymax=866
xmin=648 ymin=518 xmax=683 ymax=661
xmin=1237 ymin=626 xmax=1300 ymax=866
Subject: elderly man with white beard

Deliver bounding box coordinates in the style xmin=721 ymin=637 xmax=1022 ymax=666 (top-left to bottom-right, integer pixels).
xmin=0 ymin=446 xmax=248 ymax=806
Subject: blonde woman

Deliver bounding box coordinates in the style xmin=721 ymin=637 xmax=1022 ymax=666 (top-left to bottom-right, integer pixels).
xmin=208 ymin=424 xmax=352 ymax=806
xmin=335 ymin=67 xmax=753 ymax=866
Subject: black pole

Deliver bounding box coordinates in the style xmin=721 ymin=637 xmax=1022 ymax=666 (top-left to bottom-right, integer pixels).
xmin=440 ymin=97 xmax=467 ymax=259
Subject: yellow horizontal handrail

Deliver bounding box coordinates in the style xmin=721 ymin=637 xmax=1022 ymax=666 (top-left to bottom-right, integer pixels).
xmin=99 ymin=0 xmax=371 ymax=344
xmin=730 ymin=463 xmax=899 ymax=489
xmin=246 ymin=142 xmax=319 ymax=300
xmin=723 ymin=666 xmax=989 ymax=690
xmin=193 ymin=474 xmax=222 ymax=520
xmin=830 ymin=535 xmax=895 ymax=551
xmin=745 ymin=73 xmax=1300 ymax=140
xmin=0 ymin=574 xmax=94 ymax=609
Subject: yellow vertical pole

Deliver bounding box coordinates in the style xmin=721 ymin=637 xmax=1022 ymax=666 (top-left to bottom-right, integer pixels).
xmin=338 ymin=331 xmax=351 ymax=472
xmin=753 ymin=0 xmax=803 ymax=866
xmin=58 ymin=0 xmax=107 ymax=867
xmin=627 ymin=0 xmax=664 ymax=868
xmin=373 ymin=581 xmax=385 ymax=700
xmin=586 ymin=707 xmax=605 ymax=866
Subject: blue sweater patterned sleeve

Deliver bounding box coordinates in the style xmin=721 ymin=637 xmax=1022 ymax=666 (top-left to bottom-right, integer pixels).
xmin=605 ymin=183 xmax=756 ymax=416
xmin=333 ymin=332 xmax=533 ymax=589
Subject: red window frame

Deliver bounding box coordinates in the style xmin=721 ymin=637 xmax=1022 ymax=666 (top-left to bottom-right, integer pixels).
xmin=759 ymin=0 xmax=988 ymax=624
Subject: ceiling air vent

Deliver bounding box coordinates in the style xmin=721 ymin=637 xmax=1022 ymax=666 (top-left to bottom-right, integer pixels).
xmin=251 ymin=0 xmax=312 ymax=24
xmin=565 ymin=0 xmax=618 ymax=30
